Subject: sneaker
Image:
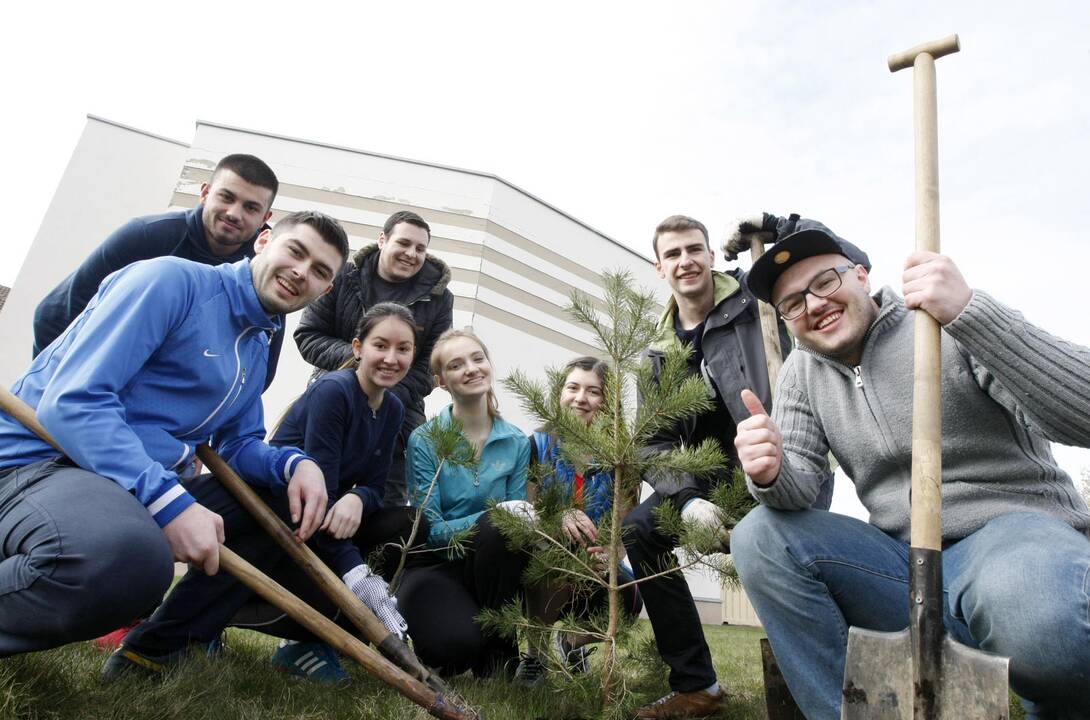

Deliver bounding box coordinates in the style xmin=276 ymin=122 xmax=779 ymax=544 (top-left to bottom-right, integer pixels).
xmin=633 ymin=688 xmax=727 ymax=719
xmin=205 ymin=633 xmax=227 ymax=658
xmin=270 ymin=640 xmax=349 ymax=683
xmin=553 ymin=632 xmax=594 ymax=675
xmin=92 ymin=618 xmax=145 ymax=651
xmin=513 ymin=653 xmax=546 ymax=687
xmin=101 ymin=646 xmax=182 ymax=682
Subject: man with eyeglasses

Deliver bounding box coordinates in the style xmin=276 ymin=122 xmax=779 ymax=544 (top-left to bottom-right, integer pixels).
xmin=730 ymin=216 xmax=1090 ymax=719
xmin=625 ymin=215 xmax=829 ymax=719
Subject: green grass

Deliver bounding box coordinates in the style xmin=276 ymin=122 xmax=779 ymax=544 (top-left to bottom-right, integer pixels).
xmin=0 ymin=622 xmax=766 ymax=720
xmin=0 ymin=623 xmax=1026 ymax=719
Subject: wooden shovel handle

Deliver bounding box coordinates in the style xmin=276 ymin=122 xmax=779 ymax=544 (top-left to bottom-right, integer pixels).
xmin=219 ymin=546 xmax=472 ymax=720
xmin=196 ymin=445 xmax=433 ymax=677
xmin=0 ymin=387 xmax=61 ymax=452
xmin=750 ymin=237 xmax=785 ymax=390
xmin=908 ymin=47 xmax=946 ymax=552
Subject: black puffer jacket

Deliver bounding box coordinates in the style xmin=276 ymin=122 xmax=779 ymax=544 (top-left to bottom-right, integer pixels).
xmin=294 ymin=244 xmax=454 ymax=429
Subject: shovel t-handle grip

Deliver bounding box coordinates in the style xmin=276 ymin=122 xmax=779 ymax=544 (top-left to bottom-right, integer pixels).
xmin=888 ymin=34 xmax=960 ymax=73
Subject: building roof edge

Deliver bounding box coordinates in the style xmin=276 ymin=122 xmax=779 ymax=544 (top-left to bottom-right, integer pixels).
xmin=194 ymin=118 xmax=653 ymax=264
xmin=86 ymin=114 xmax=189 ymax=148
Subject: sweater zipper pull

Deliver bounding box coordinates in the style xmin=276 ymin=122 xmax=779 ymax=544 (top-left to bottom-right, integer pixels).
xmin=853 ymin=366 xmax=863 ymax=388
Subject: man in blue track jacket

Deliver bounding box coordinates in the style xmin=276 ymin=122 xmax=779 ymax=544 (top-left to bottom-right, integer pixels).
xmin=0 ymin=210 xmax=348 ymax=657
xmin=31 ymin=153 xmax=287 ymax=389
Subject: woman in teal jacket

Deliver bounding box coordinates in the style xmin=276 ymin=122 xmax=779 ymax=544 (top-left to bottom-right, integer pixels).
xmin=396 ymin=328 xmax=530 ymax=677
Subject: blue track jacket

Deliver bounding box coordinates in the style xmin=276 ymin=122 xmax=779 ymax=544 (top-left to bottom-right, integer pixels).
xmin=0 ymin=257 xmax=309 ymax=527
xmin=530 ymin=430 xmax=613 ymax=524
xmin=31 ymin=206 xmax=284 ymax=388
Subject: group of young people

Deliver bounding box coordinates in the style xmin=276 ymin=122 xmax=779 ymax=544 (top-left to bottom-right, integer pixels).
xmin=0 ymin=152 xmax=1088 ymax=720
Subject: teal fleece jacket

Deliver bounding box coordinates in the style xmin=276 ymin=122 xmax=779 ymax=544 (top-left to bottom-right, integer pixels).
xmin=407 ymin=405 xmax=530 ymax=548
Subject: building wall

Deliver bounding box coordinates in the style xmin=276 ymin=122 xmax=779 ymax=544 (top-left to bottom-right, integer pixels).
xmin=176 ymin=121 xmax=664 ymax=430
xmin=0 ymin=117 xmax=189 ymax=385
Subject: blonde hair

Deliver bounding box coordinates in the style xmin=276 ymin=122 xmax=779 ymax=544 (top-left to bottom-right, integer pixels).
xmin=430 ymin=328 xmax=501 ymax=419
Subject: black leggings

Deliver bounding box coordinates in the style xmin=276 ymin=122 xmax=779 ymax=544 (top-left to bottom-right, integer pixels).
xmin=395 ymin=513 xmax=529 ymax=677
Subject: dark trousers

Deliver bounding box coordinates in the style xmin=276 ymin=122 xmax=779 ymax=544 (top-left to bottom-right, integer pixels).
xmin=125 ymin=474 xmax=426 ymax=653
xmin=623 ymin=492 xmax=716 ymax=692
xmin=0 ymin=460 xmax=173 ymax=656
xmin=395 ymin=513 xmax=528 ymax=677
xmin=354 ymin=501 xmax=429 ymax=580
xmin=565 ymin=563 xmax=644 ymax=621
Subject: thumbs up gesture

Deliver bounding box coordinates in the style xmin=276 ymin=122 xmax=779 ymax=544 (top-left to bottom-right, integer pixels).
xmin=734 ymin=389 xmax=782 ymax=487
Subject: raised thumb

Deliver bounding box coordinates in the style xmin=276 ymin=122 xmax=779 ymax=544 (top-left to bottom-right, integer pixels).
xmin=740 ymin=388 xmax=768 ymax=417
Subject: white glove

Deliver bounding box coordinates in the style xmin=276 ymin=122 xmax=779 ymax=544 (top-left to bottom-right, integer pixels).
xmin=343 ymin=564 xmax=408 ymax=642
xmin=722 ymin=213 xmax=778 ymax=261
xmin=681 ymin=498 xmax=730 ymax=553
xmin=495 ymin=499 xmax=539 ymax=526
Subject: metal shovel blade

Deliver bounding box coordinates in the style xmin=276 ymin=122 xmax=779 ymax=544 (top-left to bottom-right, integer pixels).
xmin=842 ymin=627 xmax=1009 ymax=719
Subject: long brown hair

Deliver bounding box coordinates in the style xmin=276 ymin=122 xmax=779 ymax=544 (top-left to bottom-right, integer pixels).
xmin=430 ymin=328 xmax=501 ymax=419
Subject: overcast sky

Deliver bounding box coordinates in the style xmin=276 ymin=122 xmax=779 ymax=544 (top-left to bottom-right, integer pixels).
xmin=3 ymin=1 xmax=1089 ymax=497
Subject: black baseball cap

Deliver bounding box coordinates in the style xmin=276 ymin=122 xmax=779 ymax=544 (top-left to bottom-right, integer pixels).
xmin=747 ymin=219 xmax=871 ymax=303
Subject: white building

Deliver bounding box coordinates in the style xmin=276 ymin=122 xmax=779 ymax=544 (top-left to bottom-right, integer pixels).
xmin=0 ymin=114 xmax=751 ymax=624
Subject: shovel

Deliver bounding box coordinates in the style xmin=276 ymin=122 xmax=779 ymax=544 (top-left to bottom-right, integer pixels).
xmin=840 ymin=35 xmax=1009 ymax=719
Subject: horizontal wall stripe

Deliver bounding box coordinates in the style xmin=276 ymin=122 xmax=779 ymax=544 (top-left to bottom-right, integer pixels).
xmin=173 ymin=180 xmax=661 ymax=319
xmin=171 ymin=189 xmax=485 ymax=258
xmin=181 ymin=166 xmax=609 ymax=288
xmin=470 ymin=300 xmax=600 ymax=357
xmin=170 ymin=191 xmax=625 ymax=320
xmin=180 ymin=166 xmax=487 ymax=231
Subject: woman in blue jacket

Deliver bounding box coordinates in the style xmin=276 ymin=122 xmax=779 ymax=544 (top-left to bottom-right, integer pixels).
xmin=519 ymin=356 xmax=642 ymax=683
xmin=396 ymin=328 xmax=531 ymax=677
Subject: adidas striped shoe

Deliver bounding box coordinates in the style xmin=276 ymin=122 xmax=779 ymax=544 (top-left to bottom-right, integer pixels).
xmin=270 ymin=640 xmax=348 ymax=683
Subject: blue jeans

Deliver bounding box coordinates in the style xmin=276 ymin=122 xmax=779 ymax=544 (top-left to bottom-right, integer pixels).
xmin=732 ymin=507 xmax=1090 ymax=720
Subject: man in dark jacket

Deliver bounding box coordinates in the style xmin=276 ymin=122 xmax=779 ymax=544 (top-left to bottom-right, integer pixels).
xmin=628 ymin=214 xmax=812 ymax=719
xmin=294 ymin=210 xmax=454 ymax=506
xmin=32 ymin=154 xmax=285 ymax=389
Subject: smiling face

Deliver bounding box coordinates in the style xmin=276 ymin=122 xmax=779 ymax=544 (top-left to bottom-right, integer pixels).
xmin=376 ymin=221 xmax=430 ymax=282
xmin=773 ymin=253 xmax=878 ymax=365
xmin=250 ymin=223 xmax=342 ymax=315
xmin=435 ymin=336 xmax=493 ymax=401
xmin=199 ymin=169 xmax=274 ymax=256
xmin=560 ymin=367 xmax=605 ymax=423
xmin=654 ymin=228 xmax=714 ymax=303
xmin=352 ymin=316 xmax=415 ymax=397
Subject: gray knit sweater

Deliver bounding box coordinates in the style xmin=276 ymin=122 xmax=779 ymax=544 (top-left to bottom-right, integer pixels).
xmin=748 ymin=287 xmax=1090 ymax=542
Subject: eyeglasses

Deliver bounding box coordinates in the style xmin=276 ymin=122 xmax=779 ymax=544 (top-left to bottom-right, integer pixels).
xmin=775 ymin=265 xmax=853 ymax=320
